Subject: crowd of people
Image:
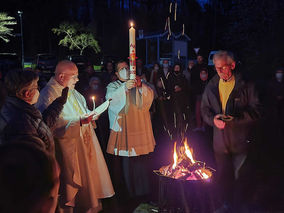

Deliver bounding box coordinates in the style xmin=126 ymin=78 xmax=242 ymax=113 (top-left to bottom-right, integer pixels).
xmin=0 ymin=50 xmax=283 ymax=213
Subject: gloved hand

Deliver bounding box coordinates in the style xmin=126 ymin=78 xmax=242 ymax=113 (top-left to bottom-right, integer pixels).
xmin=60 ymin=87 xmax=69 ymax=104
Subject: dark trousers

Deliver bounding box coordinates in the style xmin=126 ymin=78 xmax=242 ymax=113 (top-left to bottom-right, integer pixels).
xmin=214 ymin=152 xmax=252 ymax=211
xmin=157 ymin=99 xmax=170 ymax=130
xmin=108 ymin=154 xmax=151 ymax=200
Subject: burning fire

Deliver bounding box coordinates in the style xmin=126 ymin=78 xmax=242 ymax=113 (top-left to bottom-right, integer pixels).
xmin=184 ymin=138 xmax=195 ymax=164
xmin=159 ymin=138 xmax=213 ymax=181
xmin=172 ymin=142 xmax=178 ymax=169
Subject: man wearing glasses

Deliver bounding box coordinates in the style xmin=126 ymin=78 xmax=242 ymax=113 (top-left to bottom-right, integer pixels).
xmin=36 ymin=60 xmax=114 ymax=213
xmin=201 ymin=51 xmax=261 ymax=212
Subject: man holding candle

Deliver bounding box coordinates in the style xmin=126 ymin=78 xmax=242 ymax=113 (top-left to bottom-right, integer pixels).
xmin=36 ymin=60 xmax=114 ymax=213
xmin=106 ymin=60 xmax=155 ymax=198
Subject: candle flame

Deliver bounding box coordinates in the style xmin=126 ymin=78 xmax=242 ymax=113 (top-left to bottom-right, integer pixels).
xmin=130 ymin=22 xmax=134 ymax=27
xmin=91 ymin=96 xmax=95 ymax=101
xmin=172 ymin=142 xmax=178 ymax=169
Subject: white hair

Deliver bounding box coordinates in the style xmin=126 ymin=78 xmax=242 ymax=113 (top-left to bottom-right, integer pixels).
xmin=213 ymin=50 xmax=235 ymax=65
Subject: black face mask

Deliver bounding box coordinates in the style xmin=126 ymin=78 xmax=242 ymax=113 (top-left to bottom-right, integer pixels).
xmin=174 ymin=70 xmax=181 ymax=75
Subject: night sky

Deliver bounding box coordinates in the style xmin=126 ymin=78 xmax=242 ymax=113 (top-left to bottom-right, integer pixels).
xmin=2 ymin=0 xmax=284 ymax=79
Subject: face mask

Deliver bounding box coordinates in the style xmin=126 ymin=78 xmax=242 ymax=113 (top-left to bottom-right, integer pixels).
xmin=276 ymin=73 xmax=283 ymax=82
xmin=200 ymin=74 xmax=208 ymax=81
xmin=92 ymin=85 xmax=99 ymax=90
xmin=154 ymin=66 xmax=159 ymax=71
xmin=119 ymin=68 xmax=129 ymax=80
xmin=163 ymin=64 xmax=169 ymax=68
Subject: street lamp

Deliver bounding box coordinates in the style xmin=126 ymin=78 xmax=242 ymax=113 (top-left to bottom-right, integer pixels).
xmin=17 ymin=11 xmax=24 ymax=68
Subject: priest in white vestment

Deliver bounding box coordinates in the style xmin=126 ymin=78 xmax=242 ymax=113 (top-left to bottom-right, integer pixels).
xmin=106 ymin=61 xmax=155 ymax=198
xmin=36 ymin=60 xmax=114 ymax=213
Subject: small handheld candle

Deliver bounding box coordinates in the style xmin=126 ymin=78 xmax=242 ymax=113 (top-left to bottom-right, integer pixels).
xmin=91 ymin=96 xmax=96 ymax=111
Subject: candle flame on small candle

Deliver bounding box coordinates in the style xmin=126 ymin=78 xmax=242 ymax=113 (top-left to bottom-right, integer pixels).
xmin=91 ymin=96 xmax=96 ymax=111
xmin=130 ymin=22 xmax=134 ymax=27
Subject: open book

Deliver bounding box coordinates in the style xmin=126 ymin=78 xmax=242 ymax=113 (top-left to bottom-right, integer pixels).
xmin=90 ymin=99 xmax=111 ymax=117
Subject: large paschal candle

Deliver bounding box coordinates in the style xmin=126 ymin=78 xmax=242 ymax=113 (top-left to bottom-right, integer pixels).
xmin=129 ymin=22 xmax=136 ymax=80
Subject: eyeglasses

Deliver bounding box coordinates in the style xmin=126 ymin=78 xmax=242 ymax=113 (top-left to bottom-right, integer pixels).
xmin=71 ymin=75 xmax=79 ymax=80
xmin=215 ymin=65 xmax=231 ymax=73
xmin=65 ymin=74 xmax=79 ymax=80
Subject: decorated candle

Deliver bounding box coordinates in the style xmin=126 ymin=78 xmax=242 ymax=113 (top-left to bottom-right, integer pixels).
xmin=129 ymin=22 xmax=136 ymax=80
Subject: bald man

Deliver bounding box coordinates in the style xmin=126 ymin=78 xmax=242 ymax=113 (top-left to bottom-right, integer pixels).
xmin=36 ymin=60 xmax=114 ymax=213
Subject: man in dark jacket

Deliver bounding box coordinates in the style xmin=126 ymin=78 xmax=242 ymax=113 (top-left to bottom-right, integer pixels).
xmin=0 ymin=70 xmax=68 ymax=156
xmin=201 ymin=51 xmax=261 ymax=211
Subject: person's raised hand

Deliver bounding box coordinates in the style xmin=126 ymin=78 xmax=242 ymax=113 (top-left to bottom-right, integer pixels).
xmin=60 ymin=87 xmax=69 ymax=104
xmin=213 ymin=114 xmax=226 ymax=129
xmin=125 ymin=79 xmax=136 ymax=90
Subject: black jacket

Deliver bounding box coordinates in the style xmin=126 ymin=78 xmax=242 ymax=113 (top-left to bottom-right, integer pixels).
xmin=0 ymin=96 xmax=65 ymax=155
xmin=201 ymin=73 xmax=261 ymax=154
xmin=167 ymin=72 xmax=190 ymax=113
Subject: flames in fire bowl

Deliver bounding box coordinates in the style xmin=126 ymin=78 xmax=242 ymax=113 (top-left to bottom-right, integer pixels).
xmin=155 ymin=138 xmax=215 ymax=181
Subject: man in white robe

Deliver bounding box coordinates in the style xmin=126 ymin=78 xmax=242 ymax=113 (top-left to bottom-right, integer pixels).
xmin=36 ymin=60 xmax=114 ymax=213
xmin=106 ymin=61 xmax=155 ymax=198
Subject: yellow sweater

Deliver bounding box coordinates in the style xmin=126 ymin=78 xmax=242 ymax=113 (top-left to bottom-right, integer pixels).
xmin=219 ymin=75 xmax=235 ymax=113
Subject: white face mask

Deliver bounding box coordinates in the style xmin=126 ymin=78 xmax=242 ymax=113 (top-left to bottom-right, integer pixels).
xmin=276 ymin=73 xmax=283 ymax=82
xmin=163 ymin=64 xmax=169 ymax=68
xmin=119 ymin=68 xmax=129 ymax=80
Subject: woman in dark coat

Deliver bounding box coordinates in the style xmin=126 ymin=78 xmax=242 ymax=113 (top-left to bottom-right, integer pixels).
xmin=167 ymin=63 xmax=190 ymax=141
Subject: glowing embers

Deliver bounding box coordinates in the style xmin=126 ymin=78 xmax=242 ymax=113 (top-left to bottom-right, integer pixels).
xmin=159 ymin=138 xmax=213 ymax=181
